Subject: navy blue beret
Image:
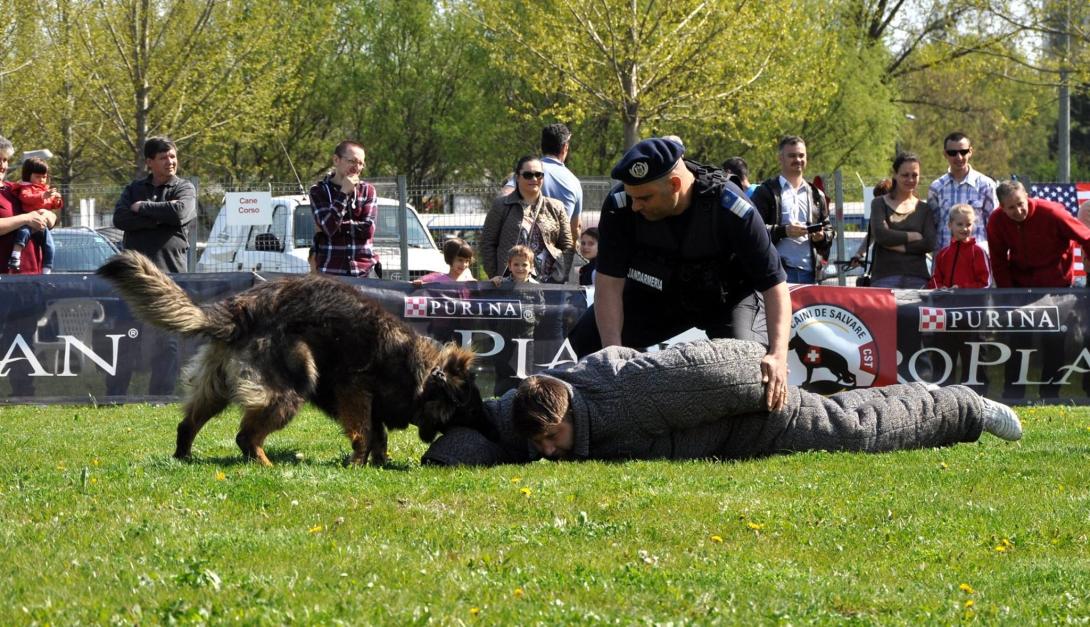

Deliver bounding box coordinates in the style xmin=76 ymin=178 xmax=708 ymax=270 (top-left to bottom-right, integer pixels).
xmin=611 ymin=138 xmax=685 ymax=185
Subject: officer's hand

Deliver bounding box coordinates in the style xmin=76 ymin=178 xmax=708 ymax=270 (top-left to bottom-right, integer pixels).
xmin=760 ymin=351 xmax=789 ymax=411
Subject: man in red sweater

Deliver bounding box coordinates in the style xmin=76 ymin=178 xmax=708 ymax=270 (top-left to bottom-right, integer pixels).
xmin=986 ymin=181 xmax=1089 ymax=400
xmin=987 ymin=180 xmax=1090 ymax=288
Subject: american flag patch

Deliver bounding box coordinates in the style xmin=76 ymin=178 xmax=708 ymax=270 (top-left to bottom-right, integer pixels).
xmin=1030 ymin=182 xmax=1090 ymax=216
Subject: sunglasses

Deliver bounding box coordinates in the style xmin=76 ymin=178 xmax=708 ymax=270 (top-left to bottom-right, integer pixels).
xmin=945 ymin=148 xmax=971 ymax=157
xmin=520 ymin=171 xmax=545 ymax=180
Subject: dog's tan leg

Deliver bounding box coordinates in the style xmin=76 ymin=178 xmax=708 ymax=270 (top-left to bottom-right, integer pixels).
xmin=236 ymin=408 xmax=274 ymax=467
xmin=236 ymin=392 xmax=303 ymax=467
xmin=336 ymin=388 xmax=378 ymax=466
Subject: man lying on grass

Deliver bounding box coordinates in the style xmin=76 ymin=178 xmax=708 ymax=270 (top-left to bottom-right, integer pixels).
xmin=421 ymin=339 xmax=1021 ymax=466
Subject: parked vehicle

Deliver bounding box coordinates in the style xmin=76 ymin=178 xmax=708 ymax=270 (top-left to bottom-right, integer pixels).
xmin=197 ymin=195 xmax=446 ymax=280
xmin=49 ymin=227 xmax=120 ymax=273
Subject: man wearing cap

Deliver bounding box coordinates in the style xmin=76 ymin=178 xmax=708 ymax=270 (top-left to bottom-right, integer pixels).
xmin=567 ymin=138 xmax=791 ymax=411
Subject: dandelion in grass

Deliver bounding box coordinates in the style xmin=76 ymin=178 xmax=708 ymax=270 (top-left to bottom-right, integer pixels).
xmin=215 ymin=471 xmax=226 ymax=481
xmin=520 ymin=487 xmax=532 ymax=497
xmin=710 ymin=535 xmax=724 ymax=543
xmin=469 ymin=607 xmax=480 ymax=617
xmin=747 ymin=522 xmax=764 ymax=531
xmin=964 ymin=599 xmax=974 ymax=608
xmin=510 ymin=476 xmax=521 ymax=484
xmin=513 ymin=587 xmax=525 ymax=598
xmin=994 ymin=538 xmax=1013 ymax=552
xmin=939 ymin=462 xmax=949 ymax=470
xmin=959 ymin=583 xmax=974 ymax=594
xmin=309 ymin=524 xmax=323 ymax=534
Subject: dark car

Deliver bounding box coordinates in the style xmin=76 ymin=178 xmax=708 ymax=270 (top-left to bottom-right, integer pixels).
xmin=49 ymin=227 xmax=120 ymax=273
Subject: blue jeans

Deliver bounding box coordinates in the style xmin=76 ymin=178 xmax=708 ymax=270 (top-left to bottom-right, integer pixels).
xmin=12 ymin=225 xmax=55 ymax=268
xmin=870 ymin=274 xmax=927 ymax=289
xmin=784 ymin=267 xmax=815 ymax=284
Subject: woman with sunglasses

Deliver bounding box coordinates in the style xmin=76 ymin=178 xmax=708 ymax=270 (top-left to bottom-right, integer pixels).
xmin=868 ymin=152 xmax=936 ymax=288
xmin=481 ymin=155 xmax=574 ymax=283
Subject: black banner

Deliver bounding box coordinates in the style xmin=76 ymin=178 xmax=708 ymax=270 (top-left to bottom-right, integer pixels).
xmin=2 ymin=275 xmax=1088 ymax=404
xmin=0 ymin=274 xmax=589 ymax=404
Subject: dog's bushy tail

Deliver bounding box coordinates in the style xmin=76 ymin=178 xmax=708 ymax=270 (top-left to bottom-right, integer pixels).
xmin=97 ymin=251 xmax=217 ymax=338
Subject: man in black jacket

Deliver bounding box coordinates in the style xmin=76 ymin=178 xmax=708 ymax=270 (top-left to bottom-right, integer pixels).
xmin=109 ymin=137 xmax=195 ymax=396
xmin=752 ymin=136 xmax=833 ymax=284
xmin=113 ymin=137 xmax=196 ymax=273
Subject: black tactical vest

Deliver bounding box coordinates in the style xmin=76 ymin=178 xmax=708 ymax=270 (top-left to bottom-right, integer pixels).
xmin=624 ymin=162 xmax=745 ymax=311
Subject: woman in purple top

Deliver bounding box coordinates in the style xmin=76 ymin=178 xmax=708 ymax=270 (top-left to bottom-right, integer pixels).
xmin=412 ymin=237 xmax=476 ymax=285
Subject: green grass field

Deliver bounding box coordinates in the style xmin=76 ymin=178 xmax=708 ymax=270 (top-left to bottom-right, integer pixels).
xmin=1 ymin=403 xmax=1088 ymax=624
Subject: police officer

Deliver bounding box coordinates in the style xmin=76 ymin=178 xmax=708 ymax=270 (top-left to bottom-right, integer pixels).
xmin=568 ymin=138 xmax=791 ymax=410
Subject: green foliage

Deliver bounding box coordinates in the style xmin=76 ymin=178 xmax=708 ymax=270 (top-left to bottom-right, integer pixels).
xmin=1 ymin=402 xmax=1088 ymax=623
xmin=0 ymin=0 xmax=1078 ymax=185
xmin=895 ymin=46 xmax=1054 ymax=181
xmin=472 ymin=0 xmax=834 ymax=151
xmin=336 ymin=0 xmax=516 ymax=182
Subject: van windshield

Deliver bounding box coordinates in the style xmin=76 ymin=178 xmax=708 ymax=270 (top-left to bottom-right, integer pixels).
xmin=293 ymin=204 xmax=435 ymax=249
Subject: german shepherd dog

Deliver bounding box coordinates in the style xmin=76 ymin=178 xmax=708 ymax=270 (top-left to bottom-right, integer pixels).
xmin=97 ymin=251 xmax=487 ymax=466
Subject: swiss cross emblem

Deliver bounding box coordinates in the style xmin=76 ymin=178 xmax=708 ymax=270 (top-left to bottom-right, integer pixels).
xmin=404 ymin=296 xmax=429 ymax=318
xmin=804 ymin=348 xmax=822 ymax=365
xmin=919 ymin=307 xmax=946 ymax=331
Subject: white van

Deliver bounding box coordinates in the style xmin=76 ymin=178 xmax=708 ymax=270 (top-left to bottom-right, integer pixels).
xmin=197 ymin=195 xmax=447 ymax=280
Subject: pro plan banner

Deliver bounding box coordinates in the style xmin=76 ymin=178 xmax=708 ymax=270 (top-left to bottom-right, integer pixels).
xmin=0 ymin=274 xmax=589 ymax=404
xmin=4 ymin=273 xmax=1090 ymax=404
xmin=0 ymin=273 xmax=256 ymax=404
xmin=911 ymin=288 xmax=1090 ymax=402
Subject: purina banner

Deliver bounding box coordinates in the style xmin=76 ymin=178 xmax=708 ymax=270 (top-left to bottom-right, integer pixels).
xmin=3 ymin=274 xmax=1090 ymax=405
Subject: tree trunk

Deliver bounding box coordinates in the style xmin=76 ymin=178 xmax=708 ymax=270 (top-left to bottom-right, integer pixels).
xmin=622 ymin=62 xmax=640 ymax=149
xmin=133 ymin=0 xmax=151 ymax=179
xmin=623 ymin=113 xmax=640 ymax=150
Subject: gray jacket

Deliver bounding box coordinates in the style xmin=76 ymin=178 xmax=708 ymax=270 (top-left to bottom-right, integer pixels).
xmin=422 ymin=339 xmax=985 ymax=466
xmin=480 ymin=192 xmax=573 ymax=280
xmin=113 ymin=175 xmax=197 ymax=273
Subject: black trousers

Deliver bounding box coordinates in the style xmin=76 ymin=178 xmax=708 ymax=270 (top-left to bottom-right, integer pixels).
xmin=568 ymin=285 xmax=766 ymax=358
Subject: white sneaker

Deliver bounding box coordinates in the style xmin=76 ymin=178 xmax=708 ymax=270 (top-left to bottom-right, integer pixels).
xmin=980 ymin=397 xmax=1022 ymax=441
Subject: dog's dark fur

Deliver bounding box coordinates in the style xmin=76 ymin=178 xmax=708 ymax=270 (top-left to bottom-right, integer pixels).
xmin=97 ymin=251 xmax=487 ymax=466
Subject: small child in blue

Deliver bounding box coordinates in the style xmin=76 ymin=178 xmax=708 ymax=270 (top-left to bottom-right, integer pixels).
xmin=10 ymin=157 xmax=63 ymax=273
